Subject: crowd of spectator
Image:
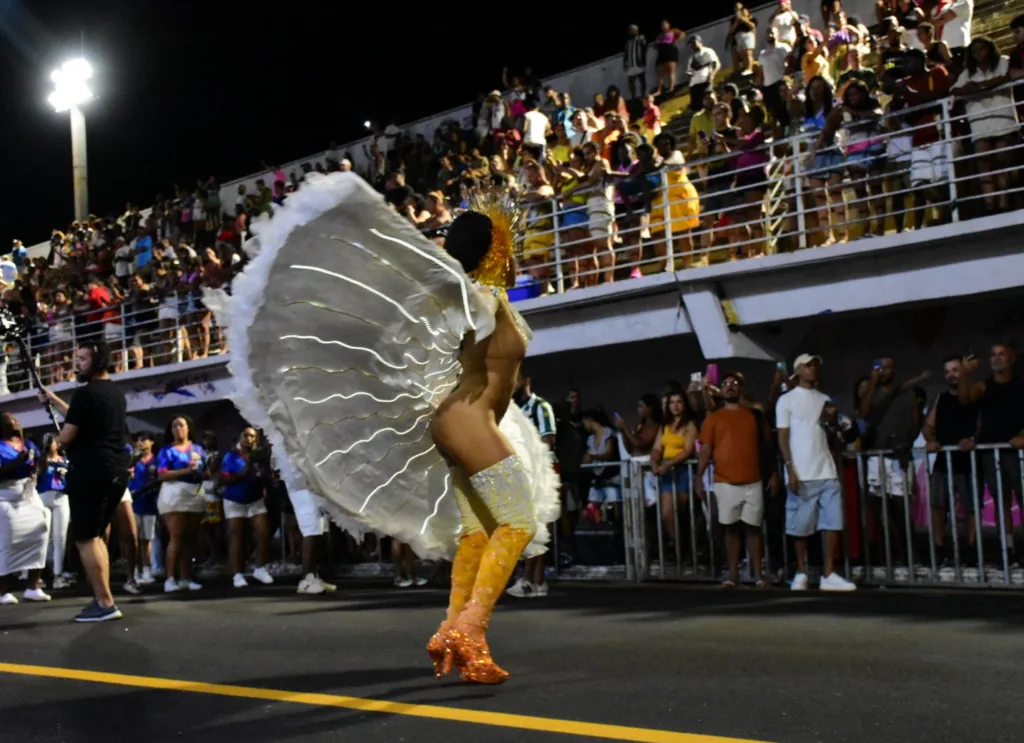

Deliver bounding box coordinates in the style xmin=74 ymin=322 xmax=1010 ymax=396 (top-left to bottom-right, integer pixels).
xmin=2 ymin=0 xmax=1020 ymax=384
xmin=1 ymin=333 xmax=1022 ymax=606
xmin=515 ymin=338 xmax=1023 ymax=594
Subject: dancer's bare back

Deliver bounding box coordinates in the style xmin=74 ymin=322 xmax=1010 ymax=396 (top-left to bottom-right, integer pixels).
xmin=431 ymin=292 xmax=526 ymax=475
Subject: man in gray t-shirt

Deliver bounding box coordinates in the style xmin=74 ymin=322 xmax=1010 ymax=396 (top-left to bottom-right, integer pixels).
xmin=859 ymin=357 xmax=922 ymax=566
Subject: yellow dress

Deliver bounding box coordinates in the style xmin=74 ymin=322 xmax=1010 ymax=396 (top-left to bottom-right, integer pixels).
xmin=650 ymin=151 xmax=700 ymax=235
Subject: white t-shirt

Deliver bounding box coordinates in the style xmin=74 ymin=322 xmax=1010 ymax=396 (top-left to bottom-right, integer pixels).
xmin=522 ymin=110 xmax=549 ymax=146
xmin=775 ymin=386 xmax=838 ymax=482
xmin=688 ymin=48 xmax=720 ymax=86
xmin=0 ymin=260 xmax=16 ymax=284
xmin=114 ymin=244 xmax=135 ymax=278
xmin=936 ymin=0 xmax=972 ymax=49
xmin=771 ymin=11 xmax=799 ymax=47
xmin=759 ymin=43 xmax=791 ymax=87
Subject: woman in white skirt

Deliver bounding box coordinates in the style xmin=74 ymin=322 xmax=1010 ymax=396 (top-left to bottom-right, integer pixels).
xmin=729 ymin=3 xmax=758 ymax=76
xmin=155 ymin=415 xmax=207 ymax=593
xmin=0 ymin=413 xmax=51 ymax=605
xmin=37 ymin=434 xmax=72 ymax=589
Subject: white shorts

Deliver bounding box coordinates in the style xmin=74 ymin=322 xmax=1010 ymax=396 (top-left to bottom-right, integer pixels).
xmin=289 ymin=489 xmax=325 ymax=537
xmin=120 ymin=489 xmax=132 ymax=504
xmin=137 ymin=514 xmax=157 ymax=541
xmin=223 ymin=499 xmax=268 ymax=520
xmin=735 ymin=31 xmax=756 ymax=51
xmin=626 ymin=65 xmax=646 ymax=77
xmin=887 ymin=134 xmax=913 ymax=163
xmin=104 ymin=323 xmax=123 ymax=343
xmin=715 ymin=481 xmax=764 ymax=527
xmin=911 ymin=142 xmax=948 ymax=186
xmin=587 ymin=210 xmax=613 ymax=237
xmin=157 ymin=481 xmax=205 ymax=515
xmin=866 ymin=456 xmax=912 ymax=498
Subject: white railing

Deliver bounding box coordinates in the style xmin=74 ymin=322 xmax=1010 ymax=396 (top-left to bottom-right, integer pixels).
xmin=496 ymin=89 xmax=1021 ymax=298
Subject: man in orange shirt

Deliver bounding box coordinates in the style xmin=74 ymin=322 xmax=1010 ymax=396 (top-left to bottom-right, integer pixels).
xmin=696 ymin=372 xmax=772 ymax=588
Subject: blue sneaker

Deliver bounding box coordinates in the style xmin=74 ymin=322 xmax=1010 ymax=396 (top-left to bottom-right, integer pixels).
xmin=74 ymin=600 xmax=123 ymax=623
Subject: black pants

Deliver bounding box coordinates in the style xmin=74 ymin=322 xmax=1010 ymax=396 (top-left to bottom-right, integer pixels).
xmin=67 ymin=467 xmax=131 ymax=541
xmin=689 ymin=83 xmax=710 ymax=112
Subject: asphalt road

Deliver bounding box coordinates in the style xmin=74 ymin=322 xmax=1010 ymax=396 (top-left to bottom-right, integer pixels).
xmin=1 ymin=580 xmax=1023 ymax=743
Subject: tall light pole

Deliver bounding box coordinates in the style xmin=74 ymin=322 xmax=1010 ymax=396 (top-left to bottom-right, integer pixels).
xmin=48 ymin=58 xmax=94 ymax=221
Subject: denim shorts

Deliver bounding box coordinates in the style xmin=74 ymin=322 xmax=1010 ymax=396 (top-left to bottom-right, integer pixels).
xmin=785 ymin=478 xmax=843 ymax=537
xmin=659 ymin=466 xmax=691 ymax=495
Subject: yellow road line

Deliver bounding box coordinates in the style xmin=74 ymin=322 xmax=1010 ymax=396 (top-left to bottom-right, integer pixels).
xmin=0 ymin=662 xmax=771 ymax=743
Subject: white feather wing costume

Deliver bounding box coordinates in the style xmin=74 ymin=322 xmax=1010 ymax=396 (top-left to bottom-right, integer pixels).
xmin=206 ymin=173 xmax=559 ymax=559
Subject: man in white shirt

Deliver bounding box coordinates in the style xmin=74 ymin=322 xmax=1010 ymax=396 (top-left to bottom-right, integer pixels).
xmin=934 ymin=0 xmax=972 ymax=65
xmin=686 ymin=35 xmax=721 ymax=112
xmin=776 ymin=354 xmax=856 ymax=592
xmin=522 ymin=96 xmax=550 ymax=153
xmin=756 ymin=30 xmax=792 ymax=125
xmin=770 ymin=0 xmax=800 ymax=47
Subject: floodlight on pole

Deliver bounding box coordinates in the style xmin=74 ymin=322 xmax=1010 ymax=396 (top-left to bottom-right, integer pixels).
xmin=48 ymin=58 xmax=94 ymax=220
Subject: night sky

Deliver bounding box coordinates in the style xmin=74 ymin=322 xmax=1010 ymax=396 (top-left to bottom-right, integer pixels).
xmin=0 ymin=0 xmax=725 ymax=246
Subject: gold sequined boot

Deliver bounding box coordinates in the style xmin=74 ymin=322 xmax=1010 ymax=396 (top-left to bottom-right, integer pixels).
xmin=427 ymin=530 xmax=488 ymax=678
xmin=449 ymin=455 xmax=536 ymax=684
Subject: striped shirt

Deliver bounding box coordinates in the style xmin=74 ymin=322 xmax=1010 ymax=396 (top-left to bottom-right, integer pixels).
xmin=624 ymin=35 xmax=648 ymax=71
xmin=522 ymin=393 xmax=557 ymax=440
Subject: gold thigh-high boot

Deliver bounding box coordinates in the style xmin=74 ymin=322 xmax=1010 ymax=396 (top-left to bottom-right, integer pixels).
xmin=427 ymin=469 xmax=493 ymax=678
xmin=449 ymin=455 xmax=536 ymax=684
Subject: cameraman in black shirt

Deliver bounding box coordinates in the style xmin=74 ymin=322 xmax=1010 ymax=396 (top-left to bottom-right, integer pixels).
xmin=39 ymin=339 xmax=130 ymax=622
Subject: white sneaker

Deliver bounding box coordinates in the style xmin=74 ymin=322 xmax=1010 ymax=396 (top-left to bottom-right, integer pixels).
xmin=506 ymin=578 xmax=533 ymax=598
xmin=820 ymin=573 xmax=857 ymax=592
xmin=252 ymin=566 xmax=274 ymax=585
xmin=531 ymin=582 xmax=548 ymax=598
xmin=179 ymin=579 xmax=202 ymax=591
xmin=52 ymin=576 xmax=72 ymax=590
xmin=139 ymin=567 xmax=155 ymax=585
xmin=790 ymin=572 xmax=809 ymax=591
xmin=0 ymin=593 xmax=18 ymax=605
xmin=164 ymin=578 xmax=181 ymax=593
xmin=297 ymin=574 xmax=326 ymax=595
xmin=122 ymin=581 xmax=141 ymax=596
xmin=394 ymin=576 xmax=413 ymax=588
xmin=233 ymin=573 xmax=249 ymax=588
xmin=414 ymin=576 xmax=428 ymax=587
xmin=24 ymin=587 xmax=51 ymax=602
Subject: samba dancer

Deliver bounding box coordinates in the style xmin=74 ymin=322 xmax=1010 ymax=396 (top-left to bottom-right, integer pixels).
xmin=207 ymin=172 xmax=558 ymax=684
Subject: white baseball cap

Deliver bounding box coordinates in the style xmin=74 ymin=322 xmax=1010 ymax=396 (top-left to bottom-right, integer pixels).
xmin=793 ymin=354 xmax=822 ymax=372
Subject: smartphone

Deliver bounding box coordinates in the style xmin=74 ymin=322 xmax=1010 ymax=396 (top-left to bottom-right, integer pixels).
xmin=872 ymin=360 xmax=883 ymax=371
xmin=775 ymin=360 xmax=788 ymax=375
xmin=690 ymin=371 xmax=703 ymax=390
xmin=706 ymin=363 xmax=719 ymax=387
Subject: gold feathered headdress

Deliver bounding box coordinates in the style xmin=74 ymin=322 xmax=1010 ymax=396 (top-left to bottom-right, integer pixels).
xmin=462 ymin=191 xmax=524 ymax=291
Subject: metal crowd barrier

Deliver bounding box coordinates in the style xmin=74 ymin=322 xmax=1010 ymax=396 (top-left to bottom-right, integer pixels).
xmin=576 ymin=444 xmax=1024 ymax=590
xmin=0 ymin=292 xmax=224 ymax=396
xmin=506 ymin=88 xmax=1022 ymax=293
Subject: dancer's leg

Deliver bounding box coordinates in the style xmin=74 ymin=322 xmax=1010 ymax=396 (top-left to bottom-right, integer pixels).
xmin=451 ymin=455 xmax=536 ymax=684
xmin=428 ymin=469 xmax=491 ymax=677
